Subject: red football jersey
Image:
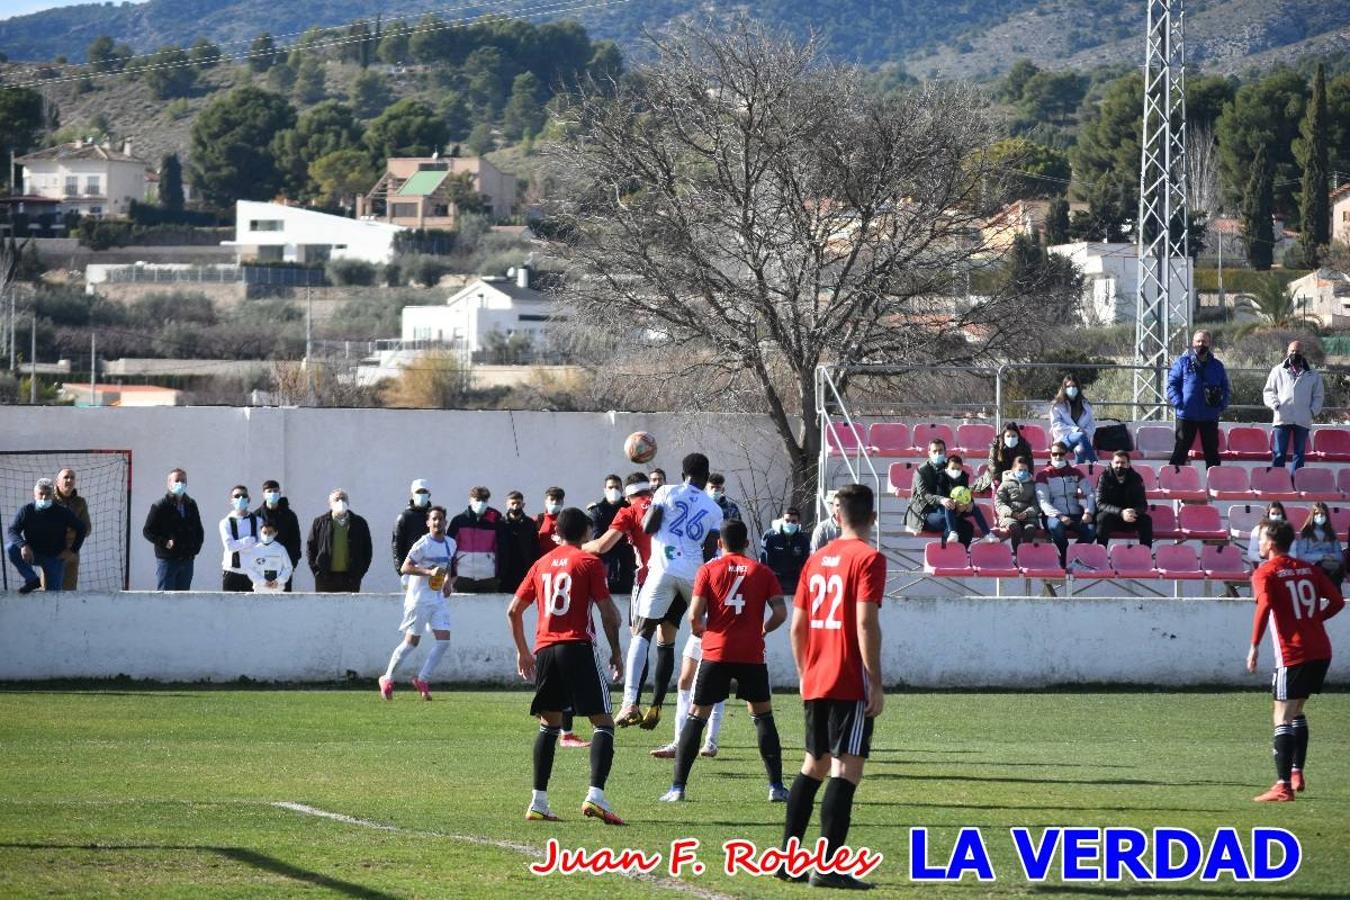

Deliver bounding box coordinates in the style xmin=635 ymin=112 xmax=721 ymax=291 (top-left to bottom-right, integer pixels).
xmin=535 ymin=512 xmax=560 ymax=556
xmin=516 ymin=544 xmax=611 ymax=651
xmin=792 ymin=538 xmax=887 ymax=701
xmin=609 ymin=495 xmax=653 ymax=586
xmin=693 ymin=553 xmax=784 ymax=664
xmin=1251 ymin=553 xmax=1344 ymax=667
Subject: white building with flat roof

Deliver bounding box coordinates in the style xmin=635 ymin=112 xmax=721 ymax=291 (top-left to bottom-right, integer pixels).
xmin=225 ymin=201 xmax=404 ymax=265
xmin=1048 ymin=241 xmax=1192 ymax=326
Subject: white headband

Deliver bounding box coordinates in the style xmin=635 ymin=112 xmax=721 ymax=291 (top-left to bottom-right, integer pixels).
xmin=624 ymin=480 xmax=651 ymax=497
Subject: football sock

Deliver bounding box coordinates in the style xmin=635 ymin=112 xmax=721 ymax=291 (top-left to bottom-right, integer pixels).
xmin=753 ymin=712 xmax=783 ymax=785
xmin=623 ymin=635 xmax=651 ymax=707
xmin=782 ymin=773 xmax=823 ymax=848
xmin=1291 ymin=715 xmax=1308 ymax=771
xmin=534 ymin=725 xmax=561 ymax=791
xmin=416 ymin=638 xmax=448 ymax=682
xmin=708 ymin=701 xmax=726 ymax=744
xmin=586 ymin=785 xmax=606 ymax=805
xmin=590 ymin=726 xmax=615 ymax=790
xmin=561 ymin=709 xmax=575 ymax=735
xmin=819 ymin=777 xmax=859 ymax=864
xmin=651 ymin=642 xmax=676 ymax=708
xmin=384 ymin=640 xmax=415 ymax=679
xmin=672 ymin=714 xmax=707 ymax=789
xmin=674 ymin=689 xmax=691 ymax=743
xmin=531 ymin=789 xmax=549 ymax=810
xmin=1273 ymin=724 xmax=1295 ymax=784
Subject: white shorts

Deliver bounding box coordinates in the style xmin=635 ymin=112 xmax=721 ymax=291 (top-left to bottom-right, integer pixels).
xmin=635 ymin=569 xmax=694 ymax=621
xmin=682 ymin=634 xmax=703 ymax=662
xmin=399 ymin=599 xmax=451 ymax=634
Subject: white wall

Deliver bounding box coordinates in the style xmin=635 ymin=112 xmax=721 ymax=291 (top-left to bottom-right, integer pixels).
xmin=2 ymin=591 xmax=1342 ymax=686
xmin=233 ymin=201 xmax=403 ymax=264
xmin=0 ymin=406 xmax=794 ymax=593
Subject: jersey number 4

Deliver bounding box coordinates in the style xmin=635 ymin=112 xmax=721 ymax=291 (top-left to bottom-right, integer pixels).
xmin=808 ymin=574 xmax=844 ymax=630
xmin=542 ymin=572 xmax=572 ymax=616
xmin=1284 ymin=578 xmax=1320 ymax=620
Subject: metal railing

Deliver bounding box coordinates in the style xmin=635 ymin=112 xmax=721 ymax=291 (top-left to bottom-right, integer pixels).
xmin=98 ymin=265 xmax=327 ymax=286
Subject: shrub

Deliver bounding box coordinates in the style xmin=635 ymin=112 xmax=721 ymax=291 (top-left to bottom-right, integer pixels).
xmin=401 ymin=254 xmax=454 ymax=287
xmin=326 ymin=258 xmax=377 ymax=286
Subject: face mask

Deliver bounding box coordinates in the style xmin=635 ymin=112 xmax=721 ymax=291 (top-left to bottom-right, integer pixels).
xmin=170 ymin=481 xmax=187 ymax=496
xmin=232 ymin=496 xmax=249 ymax=511
xmin=35 ymin=498 xmax=52 ymax=511
xmin=780 ymin=522 xmax=799 ymax=535
xmin=1267 ymin=513 xmax=1282 ymax=522
xmin=507 ymin=507 xmax=523 ymax=519
xmin=263 ymin=491 xmax=280 ymax=506
xmin=1004 ymin=436 xmax=1018 ymax=449
xmin=1051 ymin=458 xmax=1068 ymax=469
xmin=929 ymin=452 xmax=946 ymax=466
xmin=413 ymin=493 xmax=430 ymax=508
xmin=1114 ymin=466 xmax=1130 ymax=476
xmin=260 ymin=533 xmax=275 ymax=545
xmin=708 ymin=488 xmax=724 ymax=501
xmin=1195 ymin=345 xmax=1209 ymax=356
xmin=1066 ymin=386 xmax=1079 ymax=399
xmin=1015 ymin=470 xmax=1031 ymax=482
xmin=470 ymin=500 xmax=486 ymax=515
xmin=946 ymin=466 xmax=962 ymax=476
xmin=605 ymin=488 xmax=622 ymax=504
xmin=331 ymin=500 xmax=348 ymax=516
xmin=545 ymin=501 xmax=561 ymax=515
xmin=1314 ymin=514 xmax=1327 ymax=526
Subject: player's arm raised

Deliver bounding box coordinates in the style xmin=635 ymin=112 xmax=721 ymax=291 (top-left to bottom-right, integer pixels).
xmin=858 ymin=601 xmax=884 ymax=718
xmin=505 ymin=593 xmax=536 ymax=681
xmin=763 ymin=596 xmax=787 ymax=635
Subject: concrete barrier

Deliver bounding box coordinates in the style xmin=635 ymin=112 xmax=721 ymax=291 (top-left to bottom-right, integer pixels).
xmin=3 ymin=592 xmax=1343 ymax=687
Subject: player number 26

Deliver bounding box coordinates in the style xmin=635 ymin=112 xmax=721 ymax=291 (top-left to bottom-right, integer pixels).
xmin=808 ymin=574 xmax=844 ymax=630
xmin=542 ymin=572 xmax=572 ymax=616
xmin=668 ymin=501 xmax=710 ymax=541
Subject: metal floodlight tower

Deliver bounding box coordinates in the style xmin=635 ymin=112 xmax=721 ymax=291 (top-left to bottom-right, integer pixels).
xmin=1133 ymin=0 xmax=1191 ymax=421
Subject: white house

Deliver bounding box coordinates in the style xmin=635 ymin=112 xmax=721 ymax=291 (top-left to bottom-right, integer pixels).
xmin=400 ymin=268 xmax=562 ymax=353
xmin=225 ymin=201 xmax=404 ymax=265
xmin=1333 ymin=183 xmax=1350 ymax=248
xmin=15 ymin=139 xmax=152 ymax=218
xmin=1288 ymin=268 xmax=1350 ymax=329
xmin=1048 ymin=242 xmax=1193 ymax=325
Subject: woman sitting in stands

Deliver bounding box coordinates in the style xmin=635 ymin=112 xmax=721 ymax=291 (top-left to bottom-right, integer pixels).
xmin=983 ymin=422 xmax=1034 ymax=491
xmin=1049 ymin=374 xmax=1098 ymax=464
xmin=936 ymin=453 xmax=996 ymax=545
xmin=1294 ymin=502 xmax=1343 ymax=582
xmin=1247 ymin=501 xmax=1287 ymax=565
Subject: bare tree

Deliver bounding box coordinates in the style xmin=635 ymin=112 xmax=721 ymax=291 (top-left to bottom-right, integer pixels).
xmin=544 ymin=22 xmax=1079 ymax=505
xmin=1186 ymin=124 xmax=1221 ymax=219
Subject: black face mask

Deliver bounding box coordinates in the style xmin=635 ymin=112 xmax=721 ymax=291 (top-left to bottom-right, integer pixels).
xmin=1289 ymin=354 xmax=1305 ymax=367
xmin=1194 ymin=345 xmax=1209 ymax=357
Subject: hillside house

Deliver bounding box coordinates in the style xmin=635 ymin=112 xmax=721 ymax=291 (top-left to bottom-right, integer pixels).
xmin=1047 ymin=241 xmax=1192 ymax=326
xmin=356 ymin=155 xmax=516 ymax=228
xmin=400 ymin=267 xmax=562 ymax=353
xmin=224 ymin=201 xmax=404 ymax=265
xmin=1333 ymin=183 xmax=1350 ymax=248
xmin=14 ymin=139 xmax=152 ymax=218
xmin=1288 ymin=268 xmax=1350 ymax=329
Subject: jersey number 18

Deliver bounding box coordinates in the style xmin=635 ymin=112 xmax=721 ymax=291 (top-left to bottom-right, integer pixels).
xmin=542 ymin=572 xmax=572 ymax=616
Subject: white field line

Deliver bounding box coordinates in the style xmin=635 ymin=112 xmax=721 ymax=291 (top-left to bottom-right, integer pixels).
xmin=274 ymin=801 xmax=735 ymax=900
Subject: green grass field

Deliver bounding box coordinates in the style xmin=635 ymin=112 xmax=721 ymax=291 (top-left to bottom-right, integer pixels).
xmin=1 ymin=686 xmax=1347 ymax=898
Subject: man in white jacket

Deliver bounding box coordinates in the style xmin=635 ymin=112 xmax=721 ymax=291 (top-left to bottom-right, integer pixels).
xmin=219 ymin=485 xmax=261 ymax=592
xmin=1263 ymin=340 xmax=1324 ymax=472
xmin=243 ymin=520 xmax=294 ymax=593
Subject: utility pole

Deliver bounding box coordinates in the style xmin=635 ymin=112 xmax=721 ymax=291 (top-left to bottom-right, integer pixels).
xmin=90 ymin=331 xmax=97 ymax=406
xmin=8 ymin=287 xmax=14 ymax=371
xmin=305 ymin=284 xmax=314 ymax=405
xmin=1216 ymin=222 xmax=1225 ymax=321
xmin=29 ymin=308 xmax=37 ymax=404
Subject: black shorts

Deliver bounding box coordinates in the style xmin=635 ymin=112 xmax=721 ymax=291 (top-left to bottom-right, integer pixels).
xmin=530 ymin=642 xmax=611 ymax=718
xmin=1272 ymin=659 xmax=1330 ymax=701
xmin=804 ymin=698 xmax=873 ymax=759
xmin=693 ymin=660 xmax=771 ymax=706
xmin=634 ymin=593 xmax=689 ymax=636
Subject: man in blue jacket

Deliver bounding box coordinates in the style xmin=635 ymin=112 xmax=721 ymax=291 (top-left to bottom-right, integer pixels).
xmin=1167 ymin=329 xmax=1229 ymax=468
xmin=7 ymin=478 xmax=87 ymax=593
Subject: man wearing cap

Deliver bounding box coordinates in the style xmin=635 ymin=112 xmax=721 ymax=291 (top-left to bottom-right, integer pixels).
xmin=393 ymin=479 xmax=433 ymax=581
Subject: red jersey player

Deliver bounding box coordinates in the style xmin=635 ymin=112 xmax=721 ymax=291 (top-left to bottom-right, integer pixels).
xmin=780 ymin=483 xmax=886 ymax=889
xmin=658 ymin=519 xmax=788 ymax=803
xmin=1247 ymin=519 xmax=1344 ymax=802
xmin=507 ymin=507 xmax=626 ymax=825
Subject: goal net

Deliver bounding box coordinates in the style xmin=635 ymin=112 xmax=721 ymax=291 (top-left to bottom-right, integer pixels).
xmin=0 ymin=450 xmax=131 ymax=591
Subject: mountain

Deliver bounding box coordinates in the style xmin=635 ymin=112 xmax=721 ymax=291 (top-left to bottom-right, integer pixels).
xmin=3 ymin=0 xmax=1346 ymax=77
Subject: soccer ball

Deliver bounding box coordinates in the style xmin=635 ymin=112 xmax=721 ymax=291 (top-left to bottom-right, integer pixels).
xmin=625 ymin=431 xmax=658 ymax=464
xmin=949 ymin=486 xmax=973 ymax=506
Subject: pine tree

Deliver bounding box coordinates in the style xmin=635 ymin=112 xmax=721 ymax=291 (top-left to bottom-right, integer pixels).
xmin=1298 ymin=63 xmax=1330 ymax=267
xmin=1044 ymin=197 xmax=1070 ymax=245
xmin=249 ymin=33 xmax=276 ymax=73
xmin=160 ymin=153 xmax=184 ymax=211
xmin=1242 ymin=145 xmax=1274 ymax=271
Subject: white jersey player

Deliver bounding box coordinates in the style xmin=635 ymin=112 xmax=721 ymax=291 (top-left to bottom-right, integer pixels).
xmin=617 ymin=452 xmax=724 ymax=729
xmin=379 ymin=506 xmax=456 ymax=701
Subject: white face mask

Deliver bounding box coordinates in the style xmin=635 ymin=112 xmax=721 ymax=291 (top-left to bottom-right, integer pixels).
xmin=260 ymin=533 xmax=275 ymax=545
xmin=413 ymin=493 xmax=430 ymax=508
xmin=1314 ymin=514 xmax=1328 ymax=526
xmin=35 ymin=497 xmax=53 ymax=511
xmin=1066 ymin=386 xmax=1079 ymax=399
xmin=331 ymin=500 xmax=348 ymax=516
xmin=1051 ymin=458 xmax=1068 ymax=469
xmin=1268 ymin=513 xmax=1283 ymax=522
xmin=946 ymin=466 xmax=962 ymax=476
xmin=170 ymin=481 xmax=187 ymax=496
xmin=469 ymin=500 xmax=487 ymax=515
xmin=545 ymin=501 xmax=561 ymax=515
xmin=605 ymin=488 xmax=622 ymax=504
xmin=1004 ymin=435 xmax=1018 ymax=449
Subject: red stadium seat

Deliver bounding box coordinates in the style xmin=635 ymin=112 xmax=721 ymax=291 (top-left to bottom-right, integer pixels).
xmin=1201 ymin=544 xmax=1249 ymax=579
xmin=1154 ymin=544 xmax=1205 ymax=579
xmin=868 ymin=423 xmax=912 ymax=457
xmin=1189 ymin=427 xmax=1227 ymax=460
xmin=970 ymin=541 xmax=1020 ymax=577
xmin=1336 ymin=467 xmax=1350 ymax=497
xmin=1158 ymin=465 xmax=1206 ymax=501
xmin=1134 ymin=425 xmax=1175 ymax=459
xmin=974 ymin=501 xmax=999 ymax=535
xmin=1328 ymin=506 xmax=1350 ymax=540
xmin=1065 ymin=542 xmax=1111 ymax=576
xmin=1178 ymin=504 xmax=1227 ymax=541
xmin=1206 ymin=466 xmax=1252 ymax=501
xmin=911 ymin=423 xmax=955 ymax=455
xmin=1250 ymin=466 xmax=1300 ymax=501
xmin=1147 ymin=504 xmax=1181 ymax=540
xmin=1134 ymin=463 xmax=1159 ymax=493
xmin=1293 ymin=467 xmax=1341 ymax=501
xmin=1079 ymin=463 xmax=1103 ymax=491
xmin=1223 ymin=426 xmax=1271 ymax=461
xmin=955 ymin=423 xmax=995 ymax=455
xmin=1310 ymin=428 xmax=1350 ymax=462
xmin=1017 ymin=542 xmax=1065 ymax=578
xmin=888 ymin=462 xmax=920 ymax=496
xmin=1109 ymin=543 xmax=1157 ymax=578
xmin=1018 ymin=423 xmax=1051 ymax=459
xmin=826 ymin=421 xmax=866 ymax=455
xmin=923 ymin=541 xmax=973 ymax=577
xmin=1225 ymin=504 xmax=1265 ymax=540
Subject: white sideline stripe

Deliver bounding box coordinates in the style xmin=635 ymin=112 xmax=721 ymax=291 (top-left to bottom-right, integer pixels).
xmin=274 ymin=801 xmax=733 ymax=900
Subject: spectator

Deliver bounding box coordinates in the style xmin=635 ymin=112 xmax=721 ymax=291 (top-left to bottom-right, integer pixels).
xmin=706 ymin=473 xmax=742 ymax=522
xmin=393 ymin=479 xmax=432 ymax=578
xmin=1247 ymin=501 xmax=1287 ymax=565
xmin=242 ymin=519 xmax=293 ymax=593
xmin=447 ymin=485 xmax=501 ymax=593
xmin=809 ymin=491 xmax=841 ymax=552
xmin=142 ymin=468 xmax=204 ymax=591
xmin=760 ymin=506 xmax=810 ymax=594
xmin=1167 ymin=329 xmax=1230 ymax=468
xmin=1294 ymin=502 xmax=1343 ymax=582
xmin=936 ymin=452 xmax=994 ymax=546
xmin=1095 ymin=450 xmax=1153 ymax=547
xmin=980 ymin=422 xmax=1034 ymax=492
xmin=995 ymin=456 xmax=1044 ymax=549
xmin=588 ymin=474 xmax=635 ymax=595
xmin=1049 ymin=375 xmax=1098 ymax=464
xmin=649 ymin=468 xmax=666 ymax=490
xmin=535 ymin=486 xmax=565 ymax=556
xmin=52 ymin=468 xmax=90 ymax=590
xmin=6 ymin=478 xmax=86 ymax=593
xmin=306 ymin=489 xmax=372 ymax=593
xmin=1263 ymin=339 xmax=1324 ymax=472
xmin=258 ymin=480 xmax=301 ymax=591
xmin=906 ymin=438 xmax=955 ymax=538
xmin=219 ymin=484 xmax=261 ymax=592
xmin=1035 ymin=442 xmax=1096 ymax=564
xmin=497 ymin=490 xmax=539 ymax=594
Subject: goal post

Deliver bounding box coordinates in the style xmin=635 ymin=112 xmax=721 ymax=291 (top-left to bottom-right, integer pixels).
xmin=0 ymin=450 xmax=132 ymax=591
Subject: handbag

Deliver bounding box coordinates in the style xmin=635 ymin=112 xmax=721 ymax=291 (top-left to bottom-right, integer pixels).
xmin=1094 ymin=419 xmax=1133 ymax=452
